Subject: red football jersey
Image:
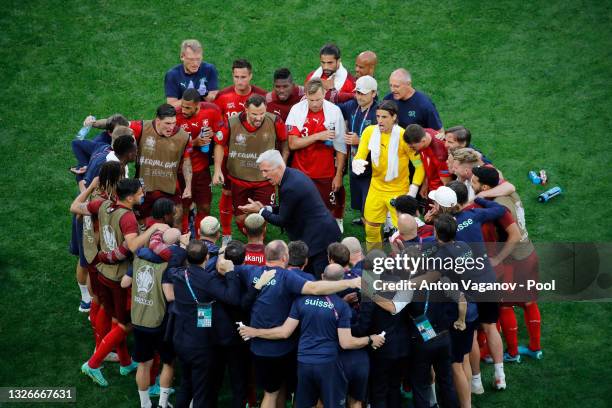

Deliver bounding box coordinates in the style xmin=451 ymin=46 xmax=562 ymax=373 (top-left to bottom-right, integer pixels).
xmin=266 ymin=86 xmax=304 ymax=121
xmin=288 ymin=109 xmax=335 ymax=179
xmin=244 ymin=243 xmax=266 ymax=266
xmin=421 ymin=128 xmax=450 ymax=191
xmin=214 ymin=85 xmax=267 ymax=120
xmin=175 ymin=103 xmax=224 ymax=172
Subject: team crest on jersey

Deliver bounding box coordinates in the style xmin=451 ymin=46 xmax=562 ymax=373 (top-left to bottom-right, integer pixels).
xmin=136 ymin=265 xmax=155 ymax=294
xmin=408 ymin=111 xmax=416 ymax=118
xmin=235 ymin=133 xmax=247 ymax=146
xmin=102 ymin=225 xmax=117 ymax=250
xmin=227 ymin=102 xmax=235 ymax=109
xmin=144 ymin=136 xmax=156 ymax=152
xmin=202 ymin=119 xmax=209 ymax=127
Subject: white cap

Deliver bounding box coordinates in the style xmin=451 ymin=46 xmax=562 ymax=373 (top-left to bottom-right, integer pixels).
xmin=200 ymin=216 xmax=221 ymax=236
xmin=428 ymin=186 xmax=458 ymax=207
xmin=354 ymin=75 xmax=377 ymax=94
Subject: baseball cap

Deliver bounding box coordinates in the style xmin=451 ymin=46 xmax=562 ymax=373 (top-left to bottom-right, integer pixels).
xmin=390 ymin=195 xmax=419 ymax=215
xmin=354 ymin=75 xmax=377 ymax=94
xmin=472 ymin=165 xmax=500 ymax=187
xmin=244 ymin=213 xmax=266 ymax=230
xmin=200 ymin=216 xmax=220 ymax=236
xmin=428 ymin=186 xmax=458 ymax=207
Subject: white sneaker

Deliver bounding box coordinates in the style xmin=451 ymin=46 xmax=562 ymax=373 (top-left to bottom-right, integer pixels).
xmin=221 ymin=235 xmax=232 ymax=247
xmin=494 ymin=376 xmax=506 ymax=390
xmin=471 ymin=380 xmax=484 ymax=395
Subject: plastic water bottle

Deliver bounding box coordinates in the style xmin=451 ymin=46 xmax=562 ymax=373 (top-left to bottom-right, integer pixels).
xmin=199 ymin=127 xmax=210 ymax=153
xmin=76 ymin=116 xmax=95 ymax=140
xmin=324 ymin=123 xmax=335 ymax=147
xmin=528 ymin=171 xmax=541 ymax=184
xmin=236 ymin=321 xmax=250 ymax=340
xmin=538 ymin=186 xmax=562 ymax=203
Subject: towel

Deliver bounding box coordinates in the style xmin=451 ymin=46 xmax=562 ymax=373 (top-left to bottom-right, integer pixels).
xmin=368 ymin=124 xmax=401 ymax=182
xmin=285 ymin=100 xmax=346 ymax=154
xmin=310 ymin=63 xmax=348 ymax=91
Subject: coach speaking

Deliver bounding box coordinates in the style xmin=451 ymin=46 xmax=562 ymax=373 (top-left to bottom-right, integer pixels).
xmin=238 ymin=149 xmax=341 ymax=277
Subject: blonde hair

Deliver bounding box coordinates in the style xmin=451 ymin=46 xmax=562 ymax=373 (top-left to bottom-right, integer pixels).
xmin=452 ymin=147 xmax=480 ymax=165
xmin=111 ymin=125 xmax=134 ymax=141
xmin=305 ymin=78 xmax=324 ymax=95
xmin=181 ymin=39 xmax=202 ymax=54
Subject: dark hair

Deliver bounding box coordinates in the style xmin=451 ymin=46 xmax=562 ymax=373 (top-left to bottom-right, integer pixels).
xmin=116 ymin=178 xmax=141 ymax=201
xmin=447 ymin=180 xmax=469 ymax=205
xmin=320 ymin=43 xmax=341 ymax=59
xmin=472 ymin=166 xmax=500 ymax=188
xmin=182 ymin=88 xmax=201 ymax=103
xmin=106 ymin=114 xmax=129 ymax=132
xmin=392 ymin=195 xmax=419 ymax=216
xmin=98 ymin=161 xmax=123 ymax=194
xmin=288 ymin=241 xmax=309 ymax=267
xmin=246 ymin=94 xmax=266 ymax=108
xmin=376 ymin=100 xmax=399 ymax=118
xmin=434 ymin=214 xmax=458 ymax=242
xmin=446 ymin=125 xmax=471 ymax=147
xmin=151 ymin=198 xmax=175 ymax=220
xmin=187 ymin=240 xmax=208 ymax=265
xmin=232 ymin=59 xmax=252 ymax=72
xmin=273 ymin=68 xmax=292 ymax=81
xmin=403 ymin=124 xmax=426 ymax=144
xmin=224 ymin=241 xmax=246 ymax=265
xmin=113 ymin=135 xmax=137 ymax=158
xmin=156 ymin=104 xmax=177 ymax=120
xmin=327 ymin=242 xmax=350 ymax=267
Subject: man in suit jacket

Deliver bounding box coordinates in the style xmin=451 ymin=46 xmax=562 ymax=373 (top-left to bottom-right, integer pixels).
xmin=238 ymin=149 xmax=341 ymax=278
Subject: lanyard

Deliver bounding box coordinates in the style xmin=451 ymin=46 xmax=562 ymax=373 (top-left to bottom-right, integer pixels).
xmin=423 ymin=290 xmax=430 ymax=315
xmin=184 ymin=269 xmax=200 ymax=305
xmin=351 ymin=105 xmax=372 ymax=136
xmin=325 ymin=296 xmax=339 ymax=320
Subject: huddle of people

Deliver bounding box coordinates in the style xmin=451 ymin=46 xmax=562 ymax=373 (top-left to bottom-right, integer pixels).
xmin=68 ymin=38 xmax=543 ymax=408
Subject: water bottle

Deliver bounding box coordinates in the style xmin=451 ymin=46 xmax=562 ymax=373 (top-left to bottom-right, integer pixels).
xmin=528 ymin=170 xmax=541 ymax=184
xmin=76 ymin=116 xmax=95 ymax=140
xmin=538 ymin=186 xmax=562 ymax=203
xmin=199 ymin=126 xmax=210 ymax=153
xmin=324 ymin=123 xmax=335 ymax=147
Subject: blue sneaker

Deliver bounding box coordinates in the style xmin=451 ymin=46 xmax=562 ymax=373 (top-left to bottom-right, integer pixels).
xmin=518 ymin=345 xmax=543 ymax=360
xmin=79 ymin=300 xmax=91 ymax=313
xmin=81 ymin=362 xmax=108 ymax=387
xmin=119 ymin=361 xmax=138 ymax=376
xmin=503 ymin=352 xmax=521 ymax=363
xmin=149 ymin=384 xmax=175 ymax=397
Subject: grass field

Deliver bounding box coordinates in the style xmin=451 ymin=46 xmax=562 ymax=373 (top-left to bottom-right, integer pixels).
xmin=1 ymin=0 xmax=611 ymax=406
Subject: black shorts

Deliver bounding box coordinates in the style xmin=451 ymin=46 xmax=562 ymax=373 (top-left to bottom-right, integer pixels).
xmin=450 ymin=320 xmax=477 ymax=363
xmin=296 ymin=360 xmax=348 ymax=408
xmin=477 ymin=302 xmax=500 ymax=324
xmin=339 ymin=349 xmax=369 ymax=402
xmin=132 ymin=326 xmax=175 ymax=364
xmin=253 ymin=351 xmax=296 ymax=393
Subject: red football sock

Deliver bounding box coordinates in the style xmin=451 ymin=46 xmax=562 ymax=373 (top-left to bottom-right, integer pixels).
xmin=194 ymin=212 xmax=206 ymax=240
xmin=150 ymin=354 xmax=161 ymax=385
xmin=477 ymin=329 xmax=490 ymax=358
xmin=94 ymin=307 xmax=111 ymax=349
xmin=523 ymin=302 xmax=541 ymax=351
xmin=219 ymin=193 xmax=233 ymax=236
xmin=116 ymin=337 xmax=132 ymax=366
xmin=89 ymin=324 xmax=126 ymax=368
xmin=499 ymin=306 xmax=519 ymax=356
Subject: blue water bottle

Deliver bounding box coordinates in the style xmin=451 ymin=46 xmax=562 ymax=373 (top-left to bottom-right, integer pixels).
xmin=324 ymin=123 xmax=335 ymax=147
xmin=528 ymin=171 xmax=541 ymax=184
xmin=76 ymin=116 xmax=95 ymax=140
xmin=199 ymin=126 xmax=210 ymax=153
xmin=538 ymin=186 xmax=562 ymax=203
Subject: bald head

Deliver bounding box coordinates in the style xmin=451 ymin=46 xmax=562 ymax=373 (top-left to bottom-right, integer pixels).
xmin=322 ymin=263 xmax=345 ymax=281
xmin=397 ymin=213 xmax=418 ymax=240
xmin=163 ymin=228 xmax=181 ymax=245
xmin=355 ymin=51 xmax=378 ymax=78
xmin=265 ymin=240 xmax=288 ymax=262
xmin=341 ymin=237 xmax=362 ymax=255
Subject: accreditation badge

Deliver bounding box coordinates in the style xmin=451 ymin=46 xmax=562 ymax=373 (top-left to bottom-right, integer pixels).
xmin=196 ymin=304 xmax=212 ymax=328
xmin=414 ymin=315 xmax=437 ymax=342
